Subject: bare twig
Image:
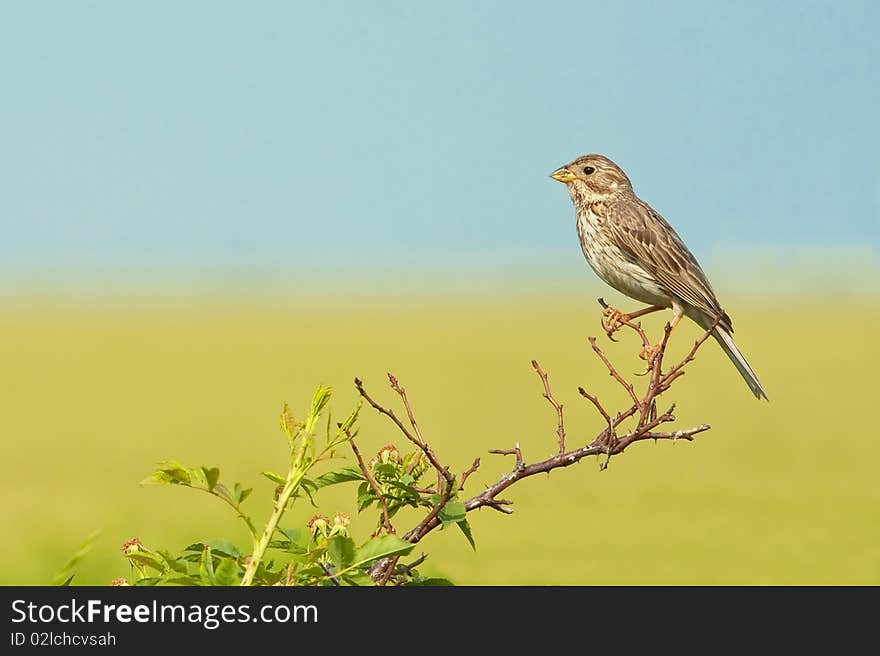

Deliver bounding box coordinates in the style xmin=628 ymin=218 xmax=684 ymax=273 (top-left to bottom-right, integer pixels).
xmin=578 ymin=386 xmax=611 ymax=424
xmin=459 ymin=458 xmax=481 ymax=491
xmin=388 ymin=374 xmax=426 ymax=443
xmin=642 ymin=424 xmax=711 ymax=441
xmin=356 ymin=304 xmax=718 ymax=581
xmin=355 ymin=375 xmax=455 ymax=491
xmin=402 ymin=466 xmax=455 ymax=543
xmin=355 ymin=374 xmax=457 ymax=547
xmin=659 ymin=315 xmax=722 ymax=391
xmin=349 ymin=437 xmax=395 ymax=536
xmin=319 ymin=563 xmax=341 ymax=586
xmin=637 ymin=321 xmax=674 ymax=429
xmin=386 ymin=374 xmax=450 ymax=494
xmin=395 ymin=553 xmax=428 ymax=576
xmin=531 ymin=360 xmax=566 ymax=453
xmin=588 ymin=337 xmax=640 ymax=406
xmin=487 ymin=498 xmax=514 ymax=513
xmin=489 ymin=443 xmax=524 ymax=471
xmin=379 ymin=556 xmax=399 ymax=587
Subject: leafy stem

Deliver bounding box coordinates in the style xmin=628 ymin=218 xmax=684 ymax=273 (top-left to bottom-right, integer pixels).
xmin=240 ymin=388 xmax=358 ymax=586
xmin=240 ymin=468 xmax=308 ymax=586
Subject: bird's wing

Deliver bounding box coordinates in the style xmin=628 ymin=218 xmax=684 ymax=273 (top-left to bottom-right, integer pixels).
xmin=608 ymin=198 xmax=729 ymax=326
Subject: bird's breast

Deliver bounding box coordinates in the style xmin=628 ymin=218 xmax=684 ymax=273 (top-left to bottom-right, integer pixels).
xmin=575 ymin=207 xmax=671 ymax=308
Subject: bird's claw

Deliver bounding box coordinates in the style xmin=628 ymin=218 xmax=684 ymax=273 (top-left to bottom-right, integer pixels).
xmin=601 ymin=306 xmax=627 ymax=341
xmin=639 ymin=342 xmax=661 ymax=366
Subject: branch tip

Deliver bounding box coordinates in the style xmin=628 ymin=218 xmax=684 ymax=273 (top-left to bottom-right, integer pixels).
xmin=358 ymin=303 xmax=717 ymax=581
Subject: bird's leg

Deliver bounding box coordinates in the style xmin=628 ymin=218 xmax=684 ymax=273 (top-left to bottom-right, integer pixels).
xmin=640 ymin=313 xmax=683 ymax=364
xmin=598 ymin=298 xmax=663 ymax=341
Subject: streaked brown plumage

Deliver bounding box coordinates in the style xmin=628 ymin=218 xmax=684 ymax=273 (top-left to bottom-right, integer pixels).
xmin=550 ymin=153 xmax=767 ymax=400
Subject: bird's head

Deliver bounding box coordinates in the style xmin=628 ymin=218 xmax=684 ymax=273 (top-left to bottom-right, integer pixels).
xmin=549 ymin=154 xmax=632 ymax=202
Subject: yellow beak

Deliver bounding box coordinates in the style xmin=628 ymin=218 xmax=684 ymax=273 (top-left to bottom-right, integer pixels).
xmin=549 ymin=167 xmax=576 ymax=183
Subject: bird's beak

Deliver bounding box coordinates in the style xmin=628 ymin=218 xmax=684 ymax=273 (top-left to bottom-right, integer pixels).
xmin=549 ymin=167 xmax=576 ymax=184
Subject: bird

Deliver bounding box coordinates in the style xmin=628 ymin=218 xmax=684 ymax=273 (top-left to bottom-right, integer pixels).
xmin=549 ymin=153 xmax=767 ymax=400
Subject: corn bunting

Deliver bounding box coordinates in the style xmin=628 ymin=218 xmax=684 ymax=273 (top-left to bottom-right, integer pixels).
xmin=550 ymin=154 xmax=767 ymax=400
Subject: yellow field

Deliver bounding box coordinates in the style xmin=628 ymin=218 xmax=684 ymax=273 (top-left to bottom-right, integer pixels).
xmin=1 ymin=292 xmax=877 ymax=585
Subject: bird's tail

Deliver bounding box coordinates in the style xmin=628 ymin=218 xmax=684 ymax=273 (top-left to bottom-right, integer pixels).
xmin=705 ymin=322 xmax=768 ymax=400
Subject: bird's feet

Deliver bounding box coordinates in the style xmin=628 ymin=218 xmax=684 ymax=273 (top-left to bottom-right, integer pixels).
xmin=639 ymin=342 xmax=661 ymax=366
xmin=601 ymin=306 xmax=629 ymax=341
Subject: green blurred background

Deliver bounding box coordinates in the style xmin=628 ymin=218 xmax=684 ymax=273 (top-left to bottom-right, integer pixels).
xmin=2 ymin=290 xmax=878 ymax=585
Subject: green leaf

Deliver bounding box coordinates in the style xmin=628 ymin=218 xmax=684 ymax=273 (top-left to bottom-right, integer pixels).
xmin=296 ymin=565 xmax=328 ymax=580
xmin=304 ymin=386 xmax=332 ymax=434
xmin=163 ymin=575 xmax=202 ymax=586
xmin=373 ymin=463 xmax=397 ymax=480
xmin=298 ymin=477 xmax=319 ymax=507
xmin=385 ymin=480 xmax=421 ymax=501
xmin=146 ymin=460 xmax=192 ymax=486
xmin=188 ymin=466 xmax=208 ymax=488
xmin=50 ymin=529 xmax=99 ymax=586
xmin=204 ymin=539 xmax=240 ymax=558
xmin=198 ymin=546 xmax=216 ymax=585
xmin=125 ymin=551 xmax=167 ymax=574
xmin=286 ymin=550 xmax=318 ymax=564
xmin=277 ymin=527 xmax=302 ymax=543
xmin=438 ymin=501 xmax=466 ymax=525
xmin=456 ymin=518 xmax=476 ymax=551
xmin=342 ymin=570 xmax=375 ymax=586
xmin=213 ymin=558 xmax=241 ymax=586
xmin=202 ymin=467 xmax=220 ymax=491
xmin=328 ymin=536 xmax=356 ymax=570
xmin=313 ymin=466 xmax=366 ymax=489
xmin=337 ymin=403 xmax=361 ymax=436
xmin=357 ymin=493 xmax=376 ymax=512
xmin=133 ymin=577 xmax=164 ymax=586
xmin=406 ymin=578 xmax=455 ymax=586
xmin=156 ymin=549 xmax=189 ymax=574
xmin=232 ymin=482 xmax=253 ymax=504
xmin=261 ymin=471 xmax=286 ymax=485
xmin=336 ymin=402 xmax=361 ymax=442
xmin=351 ymin=535 xmax=415 ymax=569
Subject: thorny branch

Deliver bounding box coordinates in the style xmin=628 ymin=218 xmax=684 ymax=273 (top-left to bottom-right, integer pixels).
xmin=459 ymin=458 xmax=481 ymax=491
xmin=348 ymin=436 xmax=395 ymax=536
xmin=355 ymin=300 xmax=718 ymax=583
xmin=531 ymin=360 xmax=566 ymax=453
xmin=355 ymin=375 xmax=454 ymax=494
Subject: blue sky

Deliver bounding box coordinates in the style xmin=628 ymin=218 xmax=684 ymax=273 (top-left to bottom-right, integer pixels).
xmin=1 ymin=2 xmax=877 ymax=290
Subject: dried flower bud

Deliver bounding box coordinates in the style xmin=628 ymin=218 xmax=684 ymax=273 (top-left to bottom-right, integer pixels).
xmin=307 ymin=514 xmax=330 ymax=538
xmin=121 ymin=538 xmax=143 ymax=555
xmin=110 ymin=577 xmax=130 ymax=586
xmin=376 ymin=444 xmax=400 ymax=465
xmin=329 ymin=511 xmax=351 ymax=537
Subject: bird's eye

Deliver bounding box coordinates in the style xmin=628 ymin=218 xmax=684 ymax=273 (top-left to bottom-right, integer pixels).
xmin=583 ymin=166 xmax=595 ymax=175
